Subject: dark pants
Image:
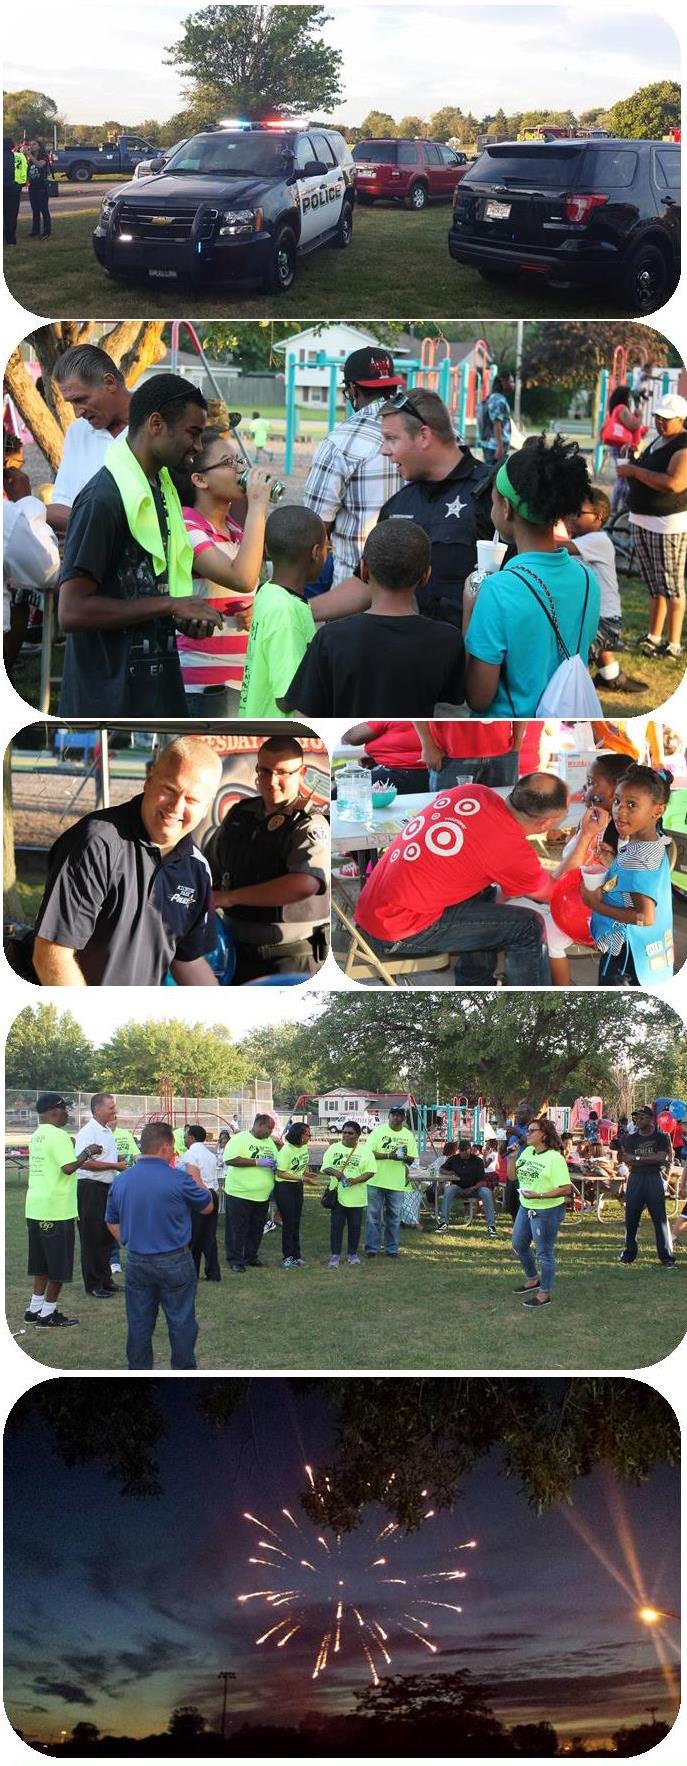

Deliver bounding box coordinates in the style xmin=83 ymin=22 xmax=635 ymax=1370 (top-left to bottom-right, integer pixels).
xmin=330 ymin=1200 xmax=363 ymax=1256
xmin=233 ymin=929 xmax=328 ymax=984
xmin=77 ymin=1178 xmax=116 ymax=1293
xmin=362 ymin=889 xmax=551 ymax=986
xmin=191 ymin=1190 xmax=221 ymax=1281
xmin=29 ymin=183 xmax=51 ymax=235
xmin=429 ymin=751 xmax=519 ymax=792
xmin=274 ymin=1180 xmax=304 ymax=1260
xmin=124 ymin=1247 xmax=198 ymax=1368
xmin=4 ymin=182 xmax=22 ymax=243
xmin=372 ymin=764 xmax=430 ymax=794
xmin=224 ymin=1193 xmax=269 ymax=1266
xmin=624 ymin=1171 xmax=674 ymax=1264
xmin=504 ymin=1179 xmax=520 ymax=1222
xmin=599 ymin=946 xmax=639 ymax=988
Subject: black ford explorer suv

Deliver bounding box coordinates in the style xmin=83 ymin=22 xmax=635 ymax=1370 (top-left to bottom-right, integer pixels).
xmin=93 ymin=122 xmax=355 ymax=293
xmin=448 ymin=138 xmax=680 ymax=312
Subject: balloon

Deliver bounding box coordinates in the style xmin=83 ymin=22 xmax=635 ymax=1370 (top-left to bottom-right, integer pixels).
xmin=657 ymin=1111 xmax=677 ymax=1135
xmin=550 ymin=868 xmax=595 ymax=947
xmin=670 ymin=1099 xmax=687 ymax=1121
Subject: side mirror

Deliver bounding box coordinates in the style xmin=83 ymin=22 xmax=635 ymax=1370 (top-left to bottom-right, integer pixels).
xmin=301 ymin=159 xmax=329 ymax=179
xmin=149 ymin=157 xmax=166 ymax=172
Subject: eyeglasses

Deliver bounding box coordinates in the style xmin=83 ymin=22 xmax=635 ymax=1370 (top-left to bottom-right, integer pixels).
xmin=194 ymin=453 xmax=240 ymax=472
xmin=387 ymin=389 xmax=427 ymax=425
xmin=256 ymin=765 xmax=303 ymax=780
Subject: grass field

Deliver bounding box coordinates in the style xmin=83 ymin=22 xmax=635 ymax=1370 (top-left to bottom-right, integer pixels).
xmin=11 ymin=565 xmax=683 ymax=721
xmin=3 ymin=204 xmax=636 ymax=320
xmin=6 ymin=1177 xmax=685 ymax=1373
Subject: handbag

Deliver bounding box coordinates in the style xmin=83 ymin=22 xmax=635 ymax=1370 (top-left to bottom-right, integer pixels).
xmin=320 ymin=1182 xmax=337 ymax=1210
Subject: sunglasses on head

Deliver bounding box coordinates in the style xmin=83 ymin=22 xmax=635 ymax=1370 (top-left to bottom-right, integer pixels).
xmin=387 ymin=389 xmax=427 ymax=425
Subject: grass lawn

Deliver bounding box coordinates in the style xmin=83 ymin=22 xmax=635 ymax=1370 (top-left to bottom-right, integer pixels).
xmin=6 ymin=1177 xmax=685 ymax=1373
xmin=3 ymin=205 xmax=637 ymax=320
xmin=10 ymin=568 xmax=683 ymax=721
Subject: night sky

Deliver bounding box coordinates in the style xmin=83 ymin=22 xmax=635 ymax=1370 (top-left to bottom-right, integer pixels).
xmin=4 ymin=1381 xmax=680 ymax=1747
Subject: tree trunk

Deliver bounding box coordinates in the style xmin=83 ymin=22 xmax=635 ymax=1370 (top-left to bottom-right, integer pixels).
xmin=3 ymin=747 xmax=22 ymax=920
xmin=4 ymin=349 xmax=65 ymax=471
xmin=101 ymin=321 xmax=167 ymax=381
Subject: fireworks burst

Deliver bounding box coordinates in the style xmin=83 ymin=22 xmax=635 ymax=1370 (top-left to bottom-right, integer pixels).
xmin=237 ymin=1471 xmax=477 ymax=1684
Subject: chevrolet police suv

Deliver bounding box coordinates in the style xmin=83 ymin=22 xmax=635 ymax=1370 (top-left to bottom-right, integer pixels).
xmin=92 ymin=121 xmax=355 ymax=293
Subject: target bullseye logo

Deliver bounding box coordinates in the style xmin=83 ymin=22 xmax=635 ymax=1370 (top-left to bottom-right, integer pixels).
xmin=402 ymin=841 xmax=422 ymax=862
xmin=454 ymin=797 xmax=481 ymax=817
xmin=425 ymin=821 xmax=464 ymax=858
xmin=401 ymin=817 xmax=425 ymax=840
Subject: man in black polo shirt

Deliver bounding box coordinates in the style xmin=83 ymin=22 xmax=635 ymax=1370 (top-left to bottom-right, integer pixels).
xmin=31 ymin=738 xmax=222 ymax=986
xmin=205 ymin=735 xmax=329 ymax=983
xmin=618 ymin=1104 xmax=676 ymax=1268
xmin=58 ymin=372 xmax=224 ymax=718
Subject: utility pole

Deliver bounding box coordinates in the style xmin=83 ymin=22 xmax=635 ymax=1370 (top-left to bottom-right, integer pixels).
xmin=217 ymin=1671 xmax=236 ymax=1741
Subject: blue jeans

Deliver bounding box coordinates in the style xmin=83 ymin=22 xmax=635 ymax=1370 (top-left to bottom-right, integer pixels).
xmin=125 ymin=1247 xmax=199 ymax=1369
xmin=512 ymin=1203 xmax=566 ymax=1293
xmin=429 ymin=752 xmax=519 ymax=792
xmin=362 ymin=889 xmax=551 ymax=986
xmin=443 ymin=1183 xmax=495 ymax=1228
xmin=183 ymin=684 xmax=240 ymax=719
xmin=365 ymin=1185 xmax=403 ymax=1255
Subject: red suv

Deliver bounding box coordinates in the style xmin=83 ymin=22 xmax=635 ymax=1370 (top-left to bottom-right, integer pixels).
xmin=352 ymin=138 xmax=469 ymax=209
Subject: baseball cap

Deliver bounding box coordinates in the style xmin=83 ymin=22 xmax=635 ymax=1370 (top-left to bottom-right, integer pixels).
xmin=343 ymin=347 xmax=403 ymax=390
xmin=654 ymin=393 xmax=687 ymax=420
xmin=35 ymin=1091 xmax=71 ymax=1113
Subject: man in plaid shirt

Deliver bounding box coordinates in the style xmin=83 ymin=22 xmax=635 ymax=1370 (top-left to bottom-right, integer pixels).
xmin=304 ymin=346 xmax=403 ymax=585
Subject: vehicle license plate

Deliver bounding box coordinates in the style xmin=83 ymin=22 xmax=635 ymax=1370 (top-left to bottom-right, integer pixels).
xmin=484 ymin=199 xmax=511 ymax=220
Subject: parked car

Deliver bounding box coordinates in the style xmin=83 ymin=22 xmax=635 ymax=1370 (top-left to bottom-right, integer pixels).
xmin=352 ymin=137 xmax=469 ymax=208
xmin=93 ymin=122 xmax=355 ymax=292
xmin=448 ymin=137 xmax=680 ymax=312
xmin=133 ymin=138 xmax=190 ymax=180
xmin=51 ymin=134 xmax=158 ymax=182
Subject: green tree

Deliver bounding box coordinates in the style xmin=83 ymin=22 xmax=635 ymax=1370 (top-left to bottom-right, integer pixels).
xmin=396 ymin=115 xmax=427 ymax=138
xmin=196 ymin=318 xmax=298 ymax=372
xmin=430 ymin=106 xmax=466 ymax=142
xmin=522 ymin=320 xmax=673 ymax=390
xmin=70 ymin=1724 xmax=100 ymax=1747
xmin=167 ymin=1706 xmax=206 ymax=1741
xmin=487 ymin=108 xmax=509 ymax=139
xmin=164 ymin=5 xmax=344 ymax=119
xmin=358 ymin=110 xmax=398 ymax=138
xmin=5 ymin=1005 xmax=95 ymax=1092
xmin=604 ymin=80 xmax=680 ymax=139
xmin=511 ymin=1721 xmax=559 ymax=1754
xmin=3 ymin=89 xmax=60 ymax=141
xmin=95 ymin=1019 xmax=248 ymax=1094
xmin=354 ymin=1667 xmax=507 ymax=1751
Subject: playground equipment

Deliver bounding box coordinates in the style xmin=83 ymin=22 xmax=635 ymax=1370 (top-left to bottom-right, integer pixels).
xmin=283 ymin=342 xmax=497 ymax=475
xmin=415 ymin=1095 xmax=491 ymax=1152
xmin=150 ymin=1074 xmax=202 ymax=1129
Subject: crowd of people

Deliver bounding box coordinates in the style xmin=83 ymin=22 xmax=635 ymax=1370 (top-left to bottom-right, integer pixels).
xmin=6 ymin=734 xmax=330 ymax=987
xmin=19 ymin=1092 xmax=684 ymax=1365
xmin=5 ymin=342 xmax=685 ymax=719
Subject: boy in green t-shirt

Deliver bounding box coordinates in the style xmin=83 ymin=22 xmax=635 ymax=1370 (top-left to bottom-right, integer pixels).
xmin=365 ymin=1108 xmax=418 ymax=1259
xmin=223 ymin=1113 xmax=280 ymax=1272
xmin=321 ymin=1120 xmax=376 ymax=1266
xmin=239 ymin=504 xmax=327 ymax=719
xmin=25 ymin=1092 xmax=101 ymax=1329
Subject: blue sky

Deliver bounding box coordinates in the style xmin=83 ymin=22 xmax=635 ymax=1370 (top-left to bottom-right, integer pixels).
xmin=4 ymin=3 xmax=681 ymax=128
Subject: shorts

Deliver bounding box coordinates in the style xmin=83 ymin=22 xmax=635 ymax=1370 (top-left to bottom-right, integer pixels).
xmin=594 ymin=615 xmax=622 ymax=651
xmin=633 ymin=527 xmax=687 ymax=600
xmin=27 ymin=1217 xmax=75 ymax=1283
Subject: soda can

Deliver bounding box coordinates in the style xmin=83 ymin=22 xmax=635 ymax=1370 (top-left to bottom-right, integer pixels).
xmin=238 ymin=467 xmax=284 ymax=501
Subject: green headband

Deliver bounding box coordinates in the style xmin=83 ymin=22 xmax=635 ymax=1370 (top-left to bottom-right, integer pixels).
xmin=495 ymin=458 xmax=540 ymax=525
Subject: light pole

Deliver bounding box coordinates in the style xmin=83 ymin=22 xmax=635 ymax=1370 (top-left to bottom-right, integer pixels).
xmin=217 ymin=1670 xmax=236 ymax=1740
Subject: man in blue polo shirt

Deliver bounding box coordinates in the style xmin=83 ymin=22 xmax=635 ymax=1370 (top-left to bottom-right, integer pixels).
xmin=105 ymin=1119 xmax=213 ymax=1368
xmin=31 ymin=737 xmax=222 ymax=986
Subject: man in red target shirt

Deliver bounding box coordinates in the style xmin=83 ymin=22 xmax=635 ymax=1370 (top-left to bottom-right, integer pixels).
xmin=355 ymin=774 xmax=569 ymax=985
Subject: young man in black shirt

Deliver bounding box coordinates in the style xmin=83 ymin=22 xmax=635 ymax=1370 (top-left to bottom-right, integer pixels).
xmin=438 ymin=1141 xmax=498 ymax=1235
xmin=31 ymin=738 xmax=223 ymax=987
xmin=282 ymin=520 xmax=465 ymax=717
xmin=58 ymin=373 xmax=223 ymax=718
xmin=618 ymin=1104 xmax=676 ymax=1268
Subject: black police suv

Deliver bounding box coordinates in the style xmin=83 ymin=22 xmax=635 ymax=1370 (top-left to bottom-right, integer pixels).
xmin=93 ymin=123 xmax=355 ymax=293
xmin=448 ymin=138 xmax=680 ymax=312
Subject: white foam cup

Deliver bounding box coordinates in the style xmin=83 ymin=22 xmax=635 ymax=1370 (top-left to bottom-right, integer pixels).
xmin=476 ymin=538 xmax=508 ymax=574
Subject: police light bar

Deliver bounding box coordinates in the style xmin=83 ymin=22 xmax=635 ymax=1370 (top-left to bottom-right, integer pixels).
xmin=218 ymin=117 xmax=251 ymax=129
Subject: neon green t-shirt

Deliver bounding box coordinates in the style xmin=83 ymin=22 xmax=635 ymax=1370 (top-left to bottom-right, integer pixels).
xmin=516 ymin=1147 xmax=570 ymax=1211
xmin=251 ymin=418 xmax=269 ymax=448
xmin=173 ymin=1128 xmax=187 ymax=1156
xmin=224 ymin=1130 xmax=279 ymax=1202
xmin=321 ymin=1140 xmax=376 ymax=1208
xmin=239 ymin=581 xmax=316 ymax=719
xmin=114 ymin=1128 xmax=139 ymax=1164
xmin=26 ymin=1124 xmax=77 ymax=1221
xmin=366 ymin=1123 xmax=418 ymax=1192
xmin=275 ymin=1142 xmax=310 ymax=1182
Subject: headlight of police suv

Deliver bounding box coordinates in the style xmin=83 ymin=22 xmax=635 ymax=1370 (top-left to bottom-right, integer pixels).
xmin=219 ymin=207 xmax=263 ymax=236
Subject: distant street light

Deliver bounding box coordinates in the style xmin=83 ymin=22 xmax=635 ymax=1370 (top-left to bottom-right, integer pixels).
xmin=637 ymin=1604 xmax=679 ymax=1624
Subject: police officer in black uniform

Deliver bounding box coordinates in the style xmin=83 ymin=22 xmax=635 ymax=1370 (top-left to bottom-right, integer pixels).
xmin=204 ymin=736 xmax=329 ymax=984
xmin=377 ymin=387 xmax=494 ymax=626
